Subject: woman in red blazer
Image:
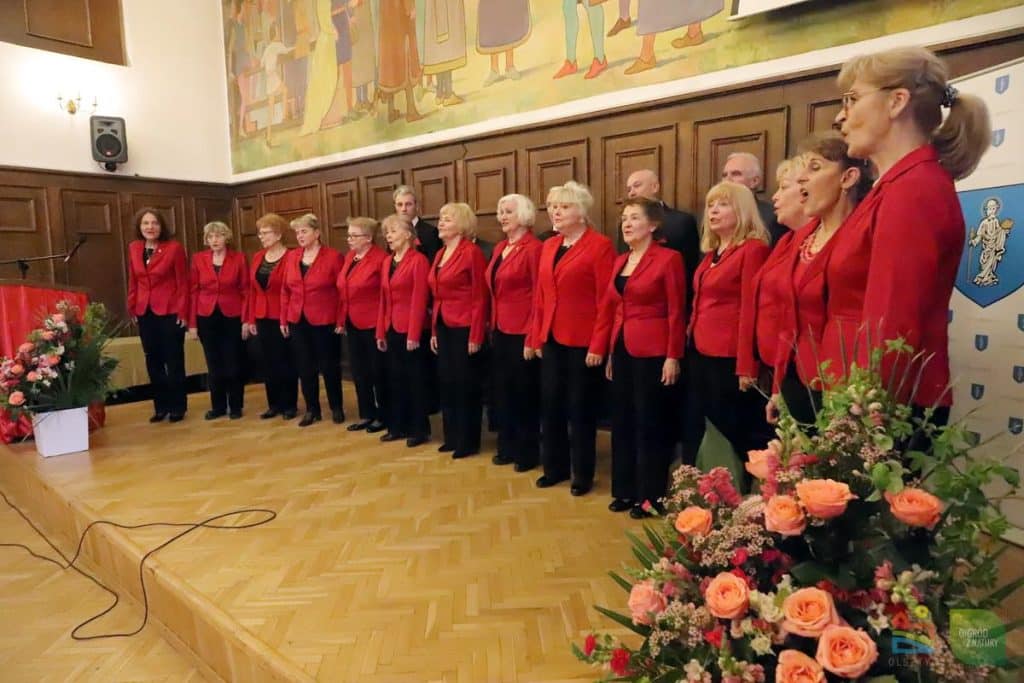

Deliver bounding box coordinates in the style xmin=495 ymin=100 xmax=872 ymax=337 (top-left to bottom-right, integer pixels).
xmin=375 ymin=214 xmax=432 ymax=446
xmin=764 ymin=136 xmax=874 ymax=426
xmin=335 ymin=217 xmax=389 ymax=433
xmin=279 ymin=213 xmax=344 ymax=427
xmin=428 ymin=203 xmax=489 ymax=459
xmin=189 ymin=221 xmax=249 ymax=419
xmin=529 ymin=181 xmax=615 ymax=496
xmin=683 ymin=182 xmax=771 ymax=482
xmin=588 ymin=198 xmax=685 ymax=518
xmin=126 ymin=207 xmax=189 ymax=423
xmin=828 ymin=47 xmax=989 ymax=430
xmin=486 ymin=194 xmax=543 ymax=472
xmin=245 ymin=213 xmax=297 ymax=420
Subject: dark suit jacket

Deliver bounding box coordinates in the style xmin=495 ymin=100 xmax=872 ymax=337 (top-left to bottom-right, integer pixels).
xmin=414 ymin=217 xmax=441 ymax=263
xmin=757 ymin=199 xmax=788 ymax=247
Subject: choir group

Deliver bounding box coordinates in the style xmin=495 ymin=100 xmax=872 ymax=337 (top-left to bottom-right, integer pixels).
xmin=126 ymin=47 xmax=990 ymax=519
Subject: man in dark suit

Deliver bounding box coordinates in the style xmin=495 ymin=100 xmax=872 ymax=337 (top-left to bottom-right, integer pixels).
xmin=721 ymin=152 xmax=787 ymax=247
xmin=621 ymin=169 xmax=700 ymax=314
xmin=393 ymin=186 xmax=441 ymax=262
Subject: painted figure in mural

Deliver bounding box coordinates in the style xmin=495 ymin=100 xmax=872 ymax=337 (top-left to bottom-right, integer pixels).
xmin=608 ymin=0 xmax=633 ymax=37
xmin=970 ymin=197 xmax=1015 ymax=286
xmin=626 ymin=0 xmax=723 ymax=74
xmin=281 ymin=0 xmax=314 ymax=120
xmin=477 ymin=0 xmax=530 ymax=87
xmin=299 ymin=0 xmax=339 ymax=135
xmin=261 ymin=25 xmax=293 ymax=144
xmin=378 ymin=0 xmax=423 ymax=123
xmin=321 ymin=0 xmax=355 ymax=127
xmin=555 ymin=0 xmax=608 ymax=80
xmin=228 ymin=0 xmax=257 ymax=137
xmin=419 ymin=0 xmax=467 ymax=107
xmin=349 ymin=0 xmax=377 ymax=114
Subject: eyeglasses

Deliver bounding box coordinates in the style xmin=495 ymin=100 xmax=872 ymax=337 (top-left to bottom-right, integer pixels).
xmin=840 ymin=87 xmax=895 ymax=111
xmin=347 ymin=233 xmax=369 ymax=240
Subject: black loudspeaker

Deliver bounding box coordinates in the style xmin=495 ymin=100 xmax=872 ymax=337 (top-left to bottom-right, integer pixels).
xmin=90 ymin=115 xmax=128 ymax=171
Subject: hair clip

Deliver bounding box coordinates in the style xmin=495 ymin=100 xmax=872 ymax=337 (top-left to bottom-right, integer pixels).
xmin=940 ymin=84 xmax=959 ymax=108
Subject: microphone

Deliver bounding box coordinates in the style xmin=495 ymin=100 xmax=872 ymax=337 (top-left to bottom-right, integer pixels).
xmin=64 ymin=234 xmax=87 ymax=263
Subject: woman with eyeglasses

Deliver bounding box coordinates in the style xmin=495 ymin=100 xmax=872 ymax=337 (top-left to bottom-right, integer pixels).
xmin=336 ymin=217 xmax=389 ymax=433
xmin=827 ymin=47 xmax=990 ymax=428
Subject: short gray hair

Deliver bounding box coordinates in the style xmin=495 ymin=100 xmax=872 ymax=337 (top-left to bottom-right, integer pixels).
xmin=290 ymin=213 xmax=320 ymax=231
xmin=203 ymin=221 xmax=232 ymax=243
xmin=546 ymin=181 xmax=594 ymax=220
xmin=497 ymin=194 xmax=536 ymax=227
xmin=726 ymin=152 xmax=763 ymax=181
xmin=392 ymin=185 xmax=416 ymax=202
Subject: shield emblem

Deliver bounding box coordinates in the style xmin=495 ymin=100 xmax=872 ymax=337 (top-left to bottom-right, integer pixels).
xmin=948 ymin=309 xmax=954 ymax=324
xmin=996 ymin=74 xmax=1010 ymax=94
xmin=992 ymin=129 xmax=1005 ymax=147
xmin=975 ymin=334 xmax=988 ymax=351
xmin=970 ymin=383 xmax=985 ymax=400
xmin=1010 ymin=418 xmax=1023 ymax=435
xmin=1014 ymin=366 xmax=1024 ymax=384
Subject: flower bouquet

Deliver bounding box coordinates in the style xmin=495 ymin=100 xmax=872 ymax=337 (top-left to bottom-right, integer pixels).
xmin=575 ymin=340 xmax=1022 ymax=682
xmin=0 ymin=301 xmax=120 ymax=454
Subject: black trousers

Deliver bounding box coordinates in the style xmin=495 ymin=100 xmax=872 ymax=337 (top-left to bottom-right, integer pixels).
xmin=541 ymin=340 xmax=604 ymax=487
xmin=137 ymin=309 xmax=187 ymax=416
xmin=492 ymin=331 xmax=540 ymax=468
xmin=255 ymin=317 xmax=297 ymax=413
xmin=436 ymin=319 xmax=482 ymax=454
xmin=290 ymin=316 xmax=342 ymax=416
xmin=682 ymin=349 xmax=773 ymax=483
xmin=611 ymin=342 xmax=672 ymax=504
xmin=346 ymin=321 xmax=388 ymax=423
xmin=386 ymin=328 xmax=431 ymax=438
xmin=196 ymin=309 xmax=245 ymax=413
xmin=780 ymin=363 xmax=820 ymax=425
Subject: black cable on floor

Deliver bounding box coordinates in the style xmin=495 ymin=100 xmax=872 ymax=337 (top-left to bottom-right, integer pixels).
xmin=0 ymin=489 xmax=276 ymax=640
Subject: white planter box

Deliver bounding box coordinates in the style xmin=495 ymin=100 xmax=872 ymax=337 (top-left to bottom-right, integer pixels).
xmin=32 ymin=407 xmax=89 ymax=457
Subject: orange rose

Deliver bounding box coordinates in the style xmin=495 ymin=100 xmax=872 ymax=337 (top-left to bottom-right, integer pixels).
xmin=776 ymin=649 xmax=825 ymax=683
xmin=764 ymin=495 xmax=807 ymax=537
xmin=674 ymin=506 xmax=713 ymax=537
xmin=704 ymin=571 xmax=749 ymax=620
xmin=628 ymin=579 xmax=667 ymax=625
xmin=8 ymin=391 xmax=25 ymax=407
xmin=885 ymin=488 xmax=942 ymax=529
xmin=782 ymin=587 xmax=840 ymax=637
xmin=745 ymin=446 xmax=777 ymax=480
xmin=795 ymin=479 xmax=856 ymax=519
xmin=816 ymin=625 xmax=878 ymax=678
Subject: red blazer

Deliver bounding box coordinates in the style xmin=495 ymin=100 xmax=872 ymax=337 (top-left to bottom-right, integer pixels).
xmin=188 ymin=249 xmax=249 ymax=327
xmin=820 ymin=145 xmax=963 ymax=406
xmin=428 ymin=238 xmax=489 ymax=345
xmin=376 ymin=249 xmax=430 ymax=344
xmin=588 ymin=243 xmax=686 ymax=359
xmin=529 ymin=228 xmax=615 ymax=349
xmin=126 ymin=240 xmax=189 ymax=320
xmin=689 ymin=239 xmax=771 ymax=358
xmin=736 ymin=228 xmax=799 ymax=378
xmin=485 ymin=232 xmax=542 ymax=336
xmin=245 ymin=248 xmax=292 ymax=324
xmin=337 ymin=245 xmax=388 ymax=331
xmin=279 ymin=246 xmax=342 ymax=326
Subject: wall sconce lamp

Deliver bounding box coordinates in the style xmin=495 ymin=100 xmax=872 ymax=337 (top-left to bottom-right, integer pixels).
xmin=57 ymin=93 xmax=98 ymax=115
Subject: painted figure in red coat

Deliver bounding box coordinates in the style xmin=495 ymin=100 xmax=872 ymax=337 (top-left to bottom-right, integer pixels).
xmin=829 ymin=47 xmax=990 ymax=432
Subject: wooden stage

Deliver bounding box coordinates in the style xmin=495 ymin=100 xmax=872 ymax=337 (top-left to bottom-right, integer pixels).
xmin=0 ymin=384 xmax=640 ymax=682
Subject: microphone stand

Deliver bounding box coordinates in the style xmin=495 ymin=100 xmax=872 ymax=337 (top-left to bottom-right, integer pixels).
xmin=0 ymin=236 xmax=87 ymax=279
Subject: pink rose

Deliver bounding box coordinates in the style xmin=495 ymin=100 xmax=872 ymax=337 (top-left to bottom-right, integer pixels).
xmin=41 ymin=331 xmax=55 ymax=341
xmin=704 ymin=571 xmax=750 ymax=620
xmin=782 ymin=588 xmax=841 ymax=637
xmin=765 ymin=495 xmax=807 ymax=537
xmin=795 ymin=479 xmax=856 ymax=519
xmin=776 ymin=649 xmax=825 ymax=683
xmin=9 ymin=364 xmax=24 ymax=376
xmin=26 ymin=371 xmax=40 ymax=382
xmin=17 ymin=342 xmax=34 ymax=354
xmin=628 ymin=579 xmax=667 ymax=625
xmin=8 ymin=391 xmax=25 ymax=406
xmin=816 ymin=626 xmax=878 ymax=678
xmin=885 ymin=488 xmax=942 ymax=529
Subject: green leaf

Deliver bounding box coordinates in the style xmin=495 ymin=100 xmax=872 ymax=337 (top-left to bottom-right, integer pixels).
xmin=594 ymin=605 xmax=651 ymax=637
xmin=609 ymin=571 xmax=633 ymax=594
xmin=642 ymin=524 xmax=666 ymax=555
xmin=985 ymin=575 xmax=1024 ymax=605
xmin=625 ymin=530 xmax=659 ymax=568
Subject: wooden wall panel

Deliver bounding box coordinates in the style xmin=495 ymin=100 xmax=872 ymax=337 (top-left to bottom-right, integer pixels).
xmin=364 ymin=171 xmax=404 ymax=221
xmin=0 ymin=0 xmax=125 ymax=64
xmin=325 ymin=179 xmax=360 ymax=251
xmin=526 ymin=140 xmax=589 ymax=213
xmin=463 ymin=152 xmax=516 ymax=242
xmin=61 ymin=190 xmax=126 ymax=322
xmin=410 ymin=162 xmax=456 ymax=219
xmin=262 ymin=185 xmax=320 ymax=224
xmin=808 ymin=100 xmax=843 ymax=135
xmin=601 ymin=127 xmax=677 ymax=243
xmin=194 ymin=196 xmax=235 ymax=250
xmin=235 ymin=194 xmax=262 ymax=255
xmin=0 ymin=185 xmax=52 ymax=282
xmin=130 ymin=193 xmax=187 ymax=241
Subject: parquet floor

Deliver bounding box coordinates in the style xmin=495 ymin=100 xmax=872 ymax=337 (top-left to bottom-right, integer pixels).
xmin=0 ymin=490 xmax=207 ymax=682
xmin=1 ymin=384 xmax=641 ymax=682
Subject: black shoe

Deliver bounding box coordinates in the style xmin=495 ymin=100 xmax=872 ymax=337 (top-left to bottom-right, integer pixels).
xmin=609 ymin=498 xmax=634 ymax=513
xmin=281 ymin=409 xmax=297 ymax=420
xmin=168 ymin=413 xmax=185 ymax=423
xmin=492 ymin=453 xmax=514 ymax=466
xmin=536 ymin=475 xmax=568 ymax=488
xmin=514 ymin=462 xmax=537 ymax=473
xmin=229 ymin=411 xmax=242 ymax=420
xmin=205 ymin=410 xmax=226 ymax=421
xmin=452 ymin=449 xmax=478 ymax=459
xmin=406 ymin=435 xmax=428 ymax=447
xmin=331 ymin=409 xmax=345 ymax=424
xmin=149 ymin=412 xmax=167 ymax=423
xmin=347 ymin=419 xmax=373 ymax=432
xmin=260 ymin=409 xmax=279 ymax=420
xmin=571 ymin=483 xmax=592 ymax=497
xmin=437 ymin=443 xmax=455 ymax=453
xmin=630 ymin=504 xmax=654 ymax=519
xmin=298 ymin=412 xmax=321 ymax=427
xmin=365 ymin=420 xmax=387 ymax=433
xmin=380 ymin=432 xmax=405 ymax=442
